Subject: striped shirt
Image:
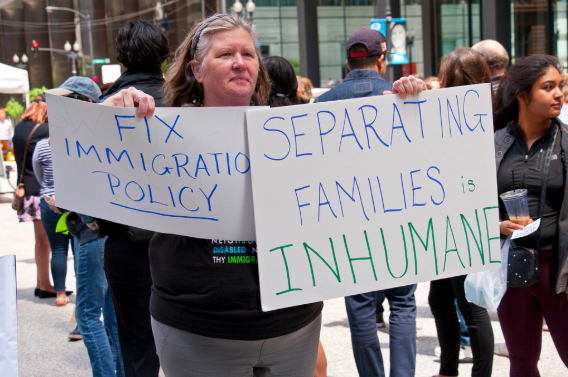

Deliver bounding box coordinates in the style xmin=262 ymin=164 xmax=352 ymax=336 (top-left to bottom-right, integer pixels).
xmin=32 ymin=138 xmax=55 ymax=197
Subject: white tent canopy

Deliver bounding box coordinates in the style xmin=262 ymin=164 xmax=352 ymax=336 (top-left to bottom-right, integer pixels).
xmin=0 ymin=62 xmax=30 ymax=106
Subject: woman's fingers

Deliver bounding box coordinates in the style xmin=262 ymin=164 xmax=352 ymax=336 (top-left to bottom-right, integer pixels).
xmin=47 ymin=196 xmax=61 ymax=214
xmin=137 ymin=95 xmax=156 ymax=119
xmin=101 ymin=87 xmax=155 ymax=119
xmin=499 ymin=220 xmax=525 ymax=236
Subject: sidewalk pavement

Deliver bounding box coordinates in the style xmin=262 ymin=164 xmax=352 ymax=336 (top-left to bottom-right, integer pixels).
xmin=1 ymin=192 xmax=566 ymax=376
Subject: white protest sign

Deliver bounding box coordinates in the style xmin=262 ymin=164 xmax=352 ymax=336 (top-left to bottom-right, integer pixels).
xmin=246 ymin=83 xmax=501 ymax=311
xmin=46 ymin=94 xmax=258 ymax=241
xmin=0 ymin=255 xmax=18 ymax=376
xmin=511 ymin=218 xmax=540 ymax=240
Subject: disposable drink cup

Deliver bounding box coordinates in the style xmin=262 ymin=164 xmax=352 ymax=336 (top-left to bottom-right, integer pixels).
xmin=500 ymin=189 xmax=530 ymax=226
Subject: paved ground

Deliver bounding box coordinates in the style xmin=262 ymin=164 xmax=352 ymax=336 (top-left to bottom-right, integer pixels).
xmin=1 ymin=191 xmax=566 ymax=376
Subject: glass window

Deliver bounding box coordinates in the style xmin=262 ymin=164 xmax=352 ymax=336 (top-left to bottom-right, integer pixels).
xmin=511 ymin=0 xmax=567 ymax=66
xmin=437 ymin=0 xmax=481 ymax=57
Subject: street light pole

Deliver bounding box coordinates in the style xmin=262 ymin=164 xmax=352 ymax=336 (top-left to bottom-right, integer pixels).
xmin=45 ymin=6 xmax=95 ymax=76
xmin=86 ymin=15 xmax=94 ymax=76
xmin=384 ymin=0 xmax=393 ymax=82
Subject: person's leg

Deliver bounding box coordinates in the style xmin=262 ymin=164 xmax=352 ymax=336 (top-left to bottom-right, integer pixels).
xmin=384 ymin=284 xmax=417 ymax=377
xmin=451 ymin=275 xmax=494 ymax=377
xmin=376 ymin=290 xmax=386 ymax=314
xmin=345 ymin=291 xmax=385 ymax=377
xmin=104 ymin=234 xmax=159 ymax=377
xmin=497 ymin=285 xmax=542 ymax=377
xmin=104 ymin=288 xmax=125 ymax=377
xmin=376 ymin=290 xmax=386 ymax=328
xmin=75 ymin=237 xmax=117 ymax=377
xmin=255 ymin=314 xmax=321 ymax=377
xmin=314 ymin=341 xmax=327 ymax=377
xmin=428 ymin=278 xmax=459 ymax=377
xmin=39 ymin=199 xmax=70 ymax=299
xmin=151 ymin=317 xmax=259 ymax=377
xmin=535 ymin=250 xmax=568 ymax=368
xmin=33 ymin=219 xmax=53 ymax=291
xmin=455 ymin=300 xmax=471 ymax=347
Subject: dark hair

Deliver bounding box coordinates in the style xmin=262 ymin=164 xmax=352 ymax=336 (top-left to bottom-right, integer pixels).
xmin=493 ymin=55 xmax=563 ymax=130
xmin=263 ymin=56 xmax=303 ymax=107
xmin=439 ymin=48 xmax=491 ymax=88
xmin=347 ymin=43 xmax=382 ymax=71
xmin=116 ymin=20 xmax=170 ymax=70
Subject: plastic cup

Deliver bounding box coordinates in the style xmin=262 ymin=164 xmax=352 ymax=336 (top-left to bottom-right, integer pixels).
xmin=500 ymin=189 xmax=530 ymax=226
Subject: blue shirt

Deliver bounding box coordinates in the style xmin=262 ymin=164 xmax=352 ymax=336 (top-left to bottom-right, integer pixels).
xmin=315 ymin=69 xmax=393 ymax=103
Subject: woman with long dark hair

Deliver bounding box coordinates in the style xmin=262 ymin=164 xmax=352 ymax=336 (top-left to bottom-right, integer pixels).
xmin=428 ymin=48 xmax=495 ymax=377
xmin=494 ymin=54 xmax=568 ymax=377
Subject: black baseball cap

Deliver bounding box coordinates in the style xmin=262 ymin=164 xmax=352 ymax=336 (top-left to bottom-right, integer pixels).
xmin=346 ymin=28 xmax=387 ymax=58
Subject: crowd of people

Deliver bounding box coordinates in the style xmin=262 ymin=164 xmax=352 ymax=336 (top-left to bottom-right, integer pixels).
xmin=2 ymin=12 xmax=568 ymax=377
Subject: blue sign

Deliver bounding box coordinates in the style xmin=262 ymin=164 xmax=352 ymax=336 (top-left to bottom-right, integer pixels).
xmin=370 ymin=18 xmax=409 ymax=65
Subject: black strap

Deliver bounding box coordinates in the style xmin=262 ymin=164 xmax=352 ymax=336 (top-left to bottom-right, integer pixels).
xmin=534 ymin=124 xmax=559 ymax=250
xmin=17 ymin=123 xmax=42 ymax=186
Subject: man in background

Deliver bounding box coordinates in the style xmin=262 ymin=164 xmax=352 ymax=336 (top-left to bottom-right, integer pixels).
xmin=472 ymin=39 xmax=509 ymax=93
xmin=316 ymin=28 xmax=422 ymax=377
xmin=0 ymin=109 xmax=13 ymax=153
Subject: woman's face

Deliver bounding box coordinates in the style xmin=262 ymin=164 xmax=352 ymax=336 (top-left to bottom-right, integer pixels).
xmin=192 ymin=28 xmax=259 ymax=107
xmin=391 ymin=24 xmax=406 ymax=52
xmin=520 ymin=66 xmax=563 ymax=120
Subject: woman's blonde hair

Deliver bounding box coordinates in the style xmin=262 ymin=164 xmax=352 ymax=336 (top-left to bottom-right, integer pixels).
xmin=163 ymin=14 xmax=270 ymax=107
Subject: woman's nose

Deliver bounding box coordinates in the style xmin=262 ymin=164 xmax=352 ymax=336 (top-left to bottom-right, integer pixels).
xmin=232 ymin=54 xmax=245 ymax=69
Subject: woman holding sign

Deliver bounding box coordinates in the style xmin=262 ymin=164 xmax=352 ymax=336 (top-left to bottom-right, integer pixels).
xmin=102 ymin=13 xmax=425 ymax=376
xmin=494 ymin=55 xmax=568 ymax=377
xmin=428 ymin=48 xmax=495 ymax=377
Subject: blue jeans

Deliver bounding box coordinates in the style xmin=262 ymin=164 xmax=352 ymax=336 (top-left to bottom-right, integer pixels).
xmin=74 ymin=237 xmax=124 ymax=377
xmin=345 ymin=285 xmax=417 ymax=377
xmin=40 ymin=199 xmax=73 ymax=291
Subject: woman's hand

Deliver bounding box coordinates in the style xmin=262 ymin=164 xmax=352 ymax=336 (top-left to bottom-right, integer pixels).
xmin=500 ymin=220 xmax=533 ymax=237
xmin=101 ymin=87 xmax=155 ymax=119
xmin=86 ymin=221 xmax=98 ymax=230
xmin=383 ymin=76 xmax=428 ymax=99
xmin=48 ymin=195 xmax=62 ymax=214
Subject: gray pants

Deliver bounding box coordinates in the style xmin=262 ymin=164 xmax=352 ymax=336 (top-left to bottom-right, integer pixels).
xmin=151 ymin=314 xmax=321 ymax=377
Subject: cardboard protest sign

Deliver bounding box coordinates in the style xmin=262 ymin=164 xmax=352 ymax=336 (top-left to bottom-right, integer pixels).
xmin=246 ymin=84 xmax=501 ymax=311
xmin=46 ymin=94 xmax=257 ymax=241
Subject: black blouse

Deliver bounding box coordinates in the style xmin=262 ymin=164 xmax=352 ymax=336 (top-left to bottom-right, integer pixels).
xmin=497 ymin=121 xmax=564 ymax=250
xmin=12 ymin=120 xmax=49 ymax=197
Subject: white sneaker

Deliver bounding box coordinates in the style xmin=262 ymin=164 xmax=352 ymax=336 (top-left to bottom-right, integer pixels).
xmin=433 ymin=346 xmax=473 ymax=363
xmin=495 ymin=343 xmax=509 ymax=358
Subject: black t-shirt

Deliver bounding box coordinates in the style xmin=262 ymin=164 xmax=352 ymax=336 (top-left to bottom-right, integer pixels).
xmin=149 ymin=234 xmax=323 ymax=340
xmin=12 ymin=120 xmax=49 ymax=196
xmin=497 ymin=121 xmax=564 ymax=250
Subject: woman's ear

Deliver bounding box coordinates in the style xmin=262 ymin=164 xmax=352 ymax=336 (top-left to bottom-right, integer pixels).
xmin=191 ymin=61 xmax=203 ymax=83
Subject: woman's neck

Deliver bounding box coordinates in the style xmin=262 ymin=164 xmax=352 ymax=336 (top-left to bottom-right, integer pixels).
xmin=517 ymin=108 xmax=551 ymax=143
xmin=203 ymin=95 xmax=251 ymax=108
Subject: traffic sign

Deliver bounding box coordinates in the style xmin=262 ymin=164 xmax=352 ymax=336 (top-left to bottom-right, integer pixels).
xmin=93 ymin=58 xmax=111 ymax=64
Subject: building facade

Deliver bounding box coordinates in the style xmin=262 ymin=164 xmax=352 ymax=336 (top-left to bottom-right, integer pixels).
xmin=0 ymin=0 xmax=567 ymax=103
